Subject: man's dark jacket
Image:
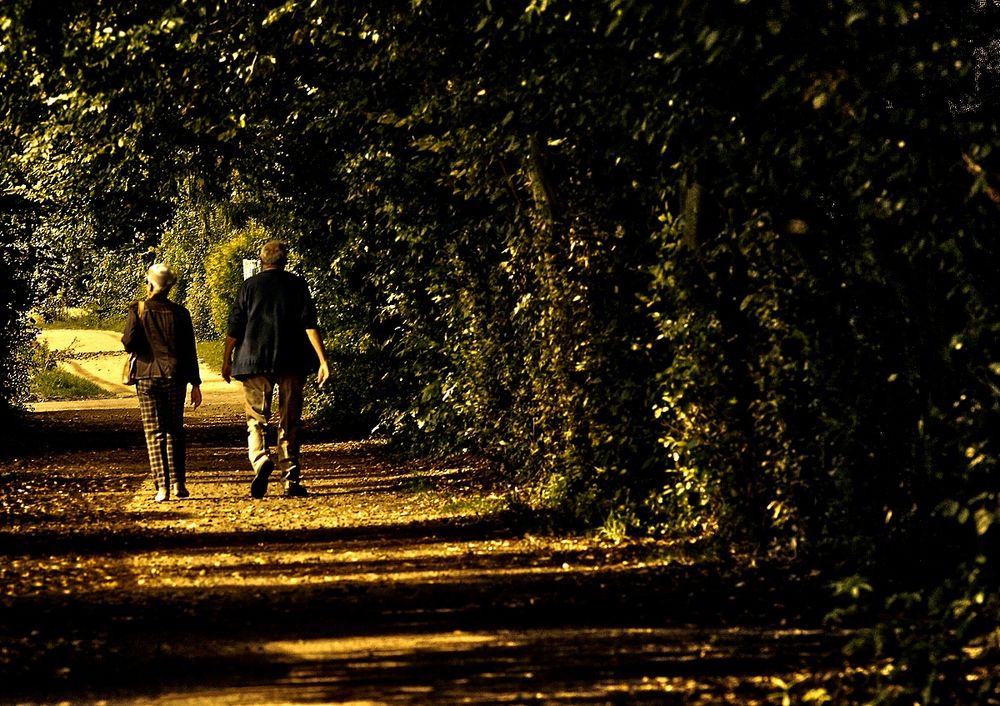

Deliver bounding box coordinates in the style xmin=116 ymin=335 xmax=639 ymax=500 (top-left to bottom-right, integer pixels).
xmin=227 ymin=268 xmax=319 ymax=379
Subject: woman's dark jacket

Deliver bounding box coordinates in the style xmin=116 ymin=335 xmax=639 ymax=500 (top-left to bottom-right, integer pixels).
xmin=122 ymin=295 xmax=202 ymax=385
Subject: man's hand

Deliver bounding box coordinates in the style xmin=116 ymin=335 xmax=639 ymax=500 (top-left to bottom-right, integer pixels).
xmin=306 ymin=329 xmax=330 ymax=388
xmin=221 ymin=359 xmax=232 ymax=384
xmin=190 ymin=385 xmax=203 ymax=410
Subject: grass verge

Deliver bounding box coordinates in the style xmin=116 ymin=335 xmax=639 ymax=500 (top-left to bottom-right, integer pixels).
xmin=34 ymin=312 xmax=127 ymax=332
xmin=197 ymin=340 xmax=224 ymax=374
xmin=30 ymin=368 xmax=114 ymax=402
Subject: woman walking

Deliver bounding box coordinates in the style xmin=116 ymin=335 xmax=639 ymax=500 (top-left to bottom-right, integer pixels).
xmin=122 ymin=264 xmax=203 ymax=502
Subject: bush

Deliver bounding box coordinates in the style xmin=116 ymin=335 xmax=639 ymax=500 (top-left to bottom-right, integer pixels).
xmin=78 ymin=245 xmax=147 ymax=320
xmin=204 ymin=221 xmax=268 ymax=337
xmin=0 ymin=240 xmax=35 ymax=417
xmin=158 ymin=189 xmax=230 ymax=339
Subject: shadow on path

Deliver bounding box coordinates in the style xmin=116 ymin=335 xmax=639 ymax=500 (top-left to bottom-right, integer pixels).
xmin=0 ymin=408 xmax=847 ymax=705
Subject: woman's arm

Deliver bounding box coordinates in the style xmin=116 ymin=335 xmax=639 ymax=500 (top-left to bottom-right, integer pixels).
xmin=121 ymin=303 xmax=140 ymax=352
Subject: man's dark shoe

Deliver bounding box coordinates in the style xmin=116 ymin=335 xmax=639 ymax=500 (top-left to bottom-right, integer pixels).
xmin=284 ymin=481 xmax=308 ymax=498
xmin=250 ymin=460 xmax=274 ymax=499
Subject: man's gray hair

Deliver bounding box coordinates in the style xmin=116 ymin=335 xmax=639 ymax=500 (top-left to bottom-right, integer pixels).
xmin=147 ymin=263 xmax=177 ymax=294
xmin=260 ymin=240 xmax=289 ymax=267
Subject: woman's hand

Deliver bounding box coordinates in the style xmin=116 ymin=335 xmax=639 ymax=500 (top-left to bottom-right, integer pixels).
xmin=190 ymin=385 xmax=203 ymax=409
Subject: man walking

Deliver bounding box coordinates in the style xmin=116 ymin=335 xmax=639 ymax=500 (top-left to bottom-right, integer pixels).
xmin=222 ymin=240 xmax=329 ymax=498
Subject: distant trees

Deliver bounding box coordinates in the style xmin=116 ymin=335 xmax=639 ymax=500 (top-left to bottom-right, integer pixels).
xmin=2 ymin=1 xmax=998 ymax=699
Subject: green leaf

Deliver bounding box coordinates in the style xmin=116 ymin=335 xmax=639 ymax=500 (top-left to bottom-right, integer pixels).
xmin=974 ymin=508 xmax=993 ymax=536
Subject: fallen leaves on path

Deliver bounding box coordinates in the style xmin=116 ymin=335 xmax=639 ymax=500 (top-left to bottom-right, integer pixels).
xmin=0 ymin=407 xmax=848 ymax=705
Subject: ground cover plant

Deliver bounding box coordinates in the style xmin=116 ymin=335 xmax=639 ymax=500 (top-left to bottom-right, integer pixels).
xmin=29 ymin=366 xmax=112 ymax=402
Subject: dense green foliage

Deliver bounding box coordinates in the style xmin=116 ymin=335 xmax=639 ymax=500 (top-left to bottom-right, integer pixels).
xmin=2 ymin=0 xmax=998 ymax=700
xmin=0 ymin=240 xmax=35 ymax=415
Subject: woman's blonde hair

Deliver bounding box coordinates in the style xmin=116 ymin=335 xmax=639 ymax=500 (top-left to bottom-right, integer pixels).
xmin=146 ymin=263 xmax=177 ymax=294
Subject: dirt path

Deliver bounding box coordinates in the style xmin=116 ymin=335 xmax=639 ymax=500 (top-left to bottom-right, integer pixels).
xmin=33 ymin=328 xmax=243 ymax=411
xmin=2 ymin=336 xmax=849 ymax=705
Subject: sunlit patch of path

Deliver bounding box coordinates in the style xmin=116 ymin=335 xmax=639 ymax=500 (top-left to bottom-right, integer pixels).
xmin=119 ymin=627 xmax=834 ymax=705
